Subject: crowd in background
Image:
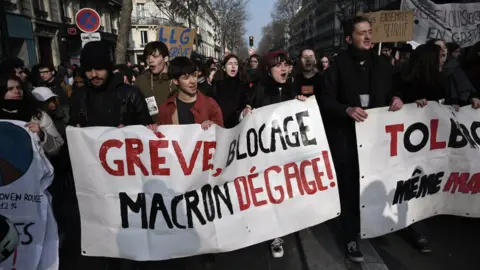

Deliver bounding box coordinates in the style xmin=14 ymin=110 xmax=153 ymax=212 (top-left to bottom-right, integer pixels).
xmin=0 ymin=14 xmax=480 ymax=270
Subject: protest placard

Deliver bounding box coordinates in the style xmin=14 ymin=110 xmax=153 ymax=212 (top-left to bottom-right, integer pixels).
xmin=401 ymin=0 xmax=480 ymax=47
xmin=158 ymin=26 xmax=196 ymax=58
xmin=356 ymin=103 xmax=480 ymax=239
xmin=367 ymin=10 xmax=414 ymax=43
xmin=67 ymin=98 xmax=341 ymax=261
xmin=0 ymin=120 xmax=58 ymax=269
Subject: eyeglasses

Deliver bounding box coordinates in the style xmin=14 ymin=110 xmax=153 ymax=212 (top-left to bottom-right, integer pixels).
xmin=250 ymin=60 xmax=258 ymax=63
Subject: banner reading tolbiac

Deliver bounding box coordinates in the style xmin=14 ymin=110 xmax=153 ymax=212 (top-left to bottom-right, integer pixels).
xmin=357 ymin=103 xmax=480 ymax=239
xmin=67 ymin=98 xmax=340 ymax=261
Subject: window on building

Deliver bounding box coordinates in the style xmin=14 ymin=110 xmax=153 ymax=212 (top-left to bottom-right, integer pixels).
xmin=140 ymin=31 xmax=148 ymax=45
xmin=33 ymin=0 xmax=46 ymax=11
xmin=136 ymin=3 xmax=145 ymax=18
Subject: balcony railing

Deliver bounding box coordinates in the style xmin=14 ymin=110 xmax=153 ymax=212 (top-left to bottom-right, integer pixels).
xmin=131 ymin=16 xmax=170 ymax=26
xmin=34 ymin=9 xmax=49 ymax=19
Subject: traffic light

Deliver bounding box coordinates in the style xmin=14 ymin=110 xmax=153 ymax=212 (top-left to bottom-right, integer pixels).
xmin=249 ymin=36 xmax=254 ymax=47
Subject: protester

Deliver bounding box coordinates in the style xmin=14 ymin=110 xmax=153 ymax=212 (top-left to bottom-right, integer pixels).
xmin=447 ymin=42 xmax=461 ymax=60
xmin=0 ymin=57 xmax=27 ymax=83
xmin=134 ymin=41 xmax=173 ymax=122
xmin=294 ymin=47 xmax=324 ymax=98
xmin=463 ymin=41 xmax=480 ymax=93
xmin=441 ymin=42 xmax=480 ymax=108
xmin=113 ymin=64 xmax=136 ymax=84
xmin=250 ymin=50 xmax=299 ymax=110
xmin=37 ymin=63 xmax=71 ymax=123
xmin=158 ymin=56 xmax=223 ymax=128
xmin=320 ymin=16 xmax=403 ymax=263
xmin=197 ymin=60 xmax=217 ymax=94
xmin=426 ymin=39 xmax=448 ymax=69
xmin=72 ymin=68 xmax=85 ymax=92
xmin=247 ymin=49 xmax=307 ymax=258
xmin=69 ymin=41 xmax=153 ymax=128
xmin=247 ymin=54 xmax=260 ymax=82
xmin=64 ymin=65 xmax=74 ymax=86
xmin=205 ymin=54 xmax=250 ymax=128
xmin=32 ymin=86 xmax=67 ymax=139
xmin=320 ymin=56 xmax=329 ymax=71
xmin=205 ymin=58 xmax=218 ymax=70
xmin=395 ymin=44 xmax=448 ymax=105
xmin=0 ymin=74 xmax=64 ymax=156
xmin=31 ymin=86 xmax=72 ymax=251
xmin=68 ymin=40 xmax=155 ymax=270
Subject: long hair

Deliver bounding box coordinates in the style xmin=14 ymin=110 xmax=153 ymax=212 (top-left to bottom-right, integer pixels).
xmin=464 ymin=41 xmax=480 ymax=67
xmin=0 ymin=74 xmax=42 ymax=120
xmin=215 ymin=54 xmax=248 ymax=83
xmin=446 ymin=42 xmax=460 ymax=59
xmin=401 ymin=43 xmax=443 ymax=89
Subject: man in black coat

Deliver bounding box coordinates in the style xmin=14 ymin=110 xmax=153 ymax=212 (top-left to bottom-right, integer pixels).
xmin=319 ymin=16 xmax=404 ymax=263
xmin=69 ymin=41 xmax=152 ymax=128
xmin=68 ymin=41 xmax=154 ymax=270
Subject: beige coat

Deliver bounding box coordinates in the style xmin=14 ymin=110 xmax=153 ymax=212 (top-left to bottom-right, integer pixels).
xmin=31 ymin=111 xmax=64 ymax=156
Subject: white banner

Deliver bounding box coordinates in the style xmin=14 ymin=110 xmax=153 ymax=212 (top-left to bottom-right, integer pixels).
xmin=67 ymin=98 xmax=340 ymax=261
xmin=0 ymin=120 xmax=58 ymax=269
xmin=357 ymin=103 xmax=480 ymax=239
xmin=401 ymin=0 xmax=480 ymax=47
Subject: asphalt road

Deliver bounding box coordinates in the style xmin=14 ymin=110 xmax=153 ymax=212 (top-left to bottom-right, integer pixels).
xmin=371 ymin=215 xmax=480 ymax=270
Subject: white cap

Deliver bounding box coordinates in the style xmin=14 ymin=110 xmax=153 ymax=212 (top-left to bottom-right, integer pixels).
xmin=32 ymin=87 xmax=58 ymax=102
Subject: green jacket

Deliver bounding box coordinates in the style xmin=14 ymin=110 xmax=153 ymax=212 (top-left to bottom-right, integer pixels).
xmin=134 ymin=70 xmax=175 ymax=122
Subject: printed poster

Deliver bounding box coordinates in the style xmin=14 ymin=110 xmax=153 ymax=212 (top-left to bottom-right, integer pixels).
xmin=401 ymin=0 xmax=480 ymax=47
xmin=0 ymin=120 xmax=58 ymax=269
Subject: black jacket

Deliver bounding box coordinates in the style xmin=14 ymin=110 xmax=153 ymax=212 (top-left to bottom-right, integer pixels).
xmin=393 ymin=72 xmax=450 ymax=104
xmin=293 ymin=72 xmax=324 ymax=98
xmin=69 ymin=73 xmax=152 ymax=127
xmin=320 ymin=49 xmax=395 ymax=162
xmin=251 ymin=77 xmax=296 ymax=108
xmin=206 ymin=77 xmax=251 ymax=128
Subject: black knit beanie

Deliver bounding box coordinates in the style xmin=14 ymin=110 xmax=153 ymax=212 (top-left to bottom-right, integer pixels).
xmin=81 ymin=41 xmax=113 ymax=71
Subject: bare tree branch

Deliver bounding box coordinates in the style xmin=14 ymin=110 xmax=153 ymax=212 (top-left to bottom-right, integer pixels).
xmin=269 ymin=0 xmax=301 ymax=51
xmin=212 ymin=0 xmax=249 ymax=56
xmin=151 ymin=0 xmax=188 ymax=25
xmin=271 ymin=0 xmax=301 ymax=22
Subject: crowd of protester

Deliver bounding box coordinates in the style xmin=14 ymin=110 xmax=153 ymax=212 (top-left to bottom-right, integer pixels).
xmin=0 ymin=14 xmax=480 ymax=269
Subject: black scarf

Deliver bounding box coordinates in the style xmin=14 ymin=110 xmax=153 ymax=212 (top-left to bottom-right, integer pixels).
xmin=0 ymin=99 xmax=32 ymax=121
xmin=263 ymin=75 xmax=292 ymax=96
xmin=347 ymin=45 xmax=372 ymax=63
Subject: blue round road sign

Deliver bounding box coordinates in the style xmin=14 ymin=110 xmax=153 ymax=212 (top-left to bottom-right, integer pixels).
xmin=75 ymin=8 xmax=101 ymax=33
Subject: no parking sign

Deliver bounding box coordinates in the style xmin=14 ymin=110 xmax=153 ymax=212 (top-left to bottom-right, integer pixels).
xmin=75 ymin=8 xmax=101 ymax=33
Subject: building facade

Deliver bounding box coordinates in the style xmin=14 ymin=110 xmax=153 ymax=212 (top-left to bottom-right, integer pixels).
xmin=128 ymin=0 xmax=221 ymax=65
xmin=2 ymin=0 xmax=120 ymax=67
xmin=58 ymin=0 xmax=121 ymax=66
